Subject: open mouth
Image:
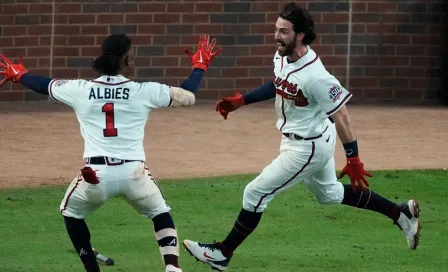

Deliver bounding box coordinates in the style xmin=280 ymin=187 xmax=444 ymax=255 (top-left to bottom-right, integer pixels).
xmin=277 ymin=42 xmax=285 ymax=51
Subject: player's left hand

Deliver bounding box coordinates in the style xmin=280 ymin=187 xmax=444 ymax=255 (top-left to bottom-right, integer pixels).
xmin=337 ymin=156 xmax=372 ymax=192
xmin=0 ymin=54 xmax=28 ymax=87
xmin=184 ymin=34 xmax=222 ymax=72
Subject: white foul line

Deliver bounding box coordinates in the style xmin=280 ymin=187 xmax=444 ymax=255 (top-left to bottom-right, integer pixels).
xmin=346 ymin=0 xmax=353 ymax=91
xmin=47 ymin=0 xmax=56 ymax=102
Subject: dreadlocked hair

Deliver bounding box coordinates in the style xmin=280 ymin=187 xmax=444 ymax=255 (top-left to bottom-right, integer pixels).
xmin=280 ymin=2 xmax=316 ymax=45
xmin=92 ymin=33 xmax=131 ymax=76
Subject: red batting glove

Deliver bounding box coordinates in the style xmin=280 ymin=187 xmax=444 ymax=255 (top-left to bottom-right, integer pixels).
xmin=80 ymin=167 xmax=100 ymax=185
xmin=0 ymin=54 xmax=28 ymax=87
xmin=184 ymin=34 xmax=222 ymax=72
xmin=337 ymin=156 xmax=372 ymax=192
xmin=215 ymin=92 xmax=245 ymax=120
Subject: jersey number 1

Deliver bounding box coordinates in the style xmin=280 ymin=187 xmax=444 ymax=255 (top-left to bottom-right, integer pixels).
xmin=102 ymin=103 xmax=118 ymax=137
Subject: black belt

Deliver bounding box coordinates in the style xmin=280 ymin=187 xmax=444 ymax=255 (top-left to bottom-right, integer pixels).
xmin=86 ymin=156 xmax=140 ymax=165
xmin=283 ymin=126 xmax=328 ymax=141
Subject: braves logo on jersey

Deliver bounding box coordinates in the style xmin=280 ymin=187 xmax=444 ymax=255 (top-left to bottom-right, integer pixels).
xmin=273 ymin=76 xmax=309 ymax=107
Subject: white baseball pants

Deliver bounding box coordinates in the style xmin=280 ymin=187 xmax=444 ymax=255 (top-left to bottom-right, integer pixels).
xmin=243 ymin=123 xmax=345 ymax=212
xmin=60 ymin=159 xmax=170 ymax=219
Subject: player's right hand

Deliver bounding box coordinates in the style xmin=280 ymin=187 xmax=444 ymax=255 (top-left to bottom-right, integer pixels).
xmin=215 ymin=92 xmax=245 ymax=120
xmin=0 ymin=54 xmax=28 ymax=87
xmin=184 ymin=34 xmax=222 ymax=72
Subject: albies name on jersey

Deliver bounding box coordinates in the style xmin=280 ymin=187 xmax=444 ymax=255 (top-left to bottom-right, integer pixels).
xmin=88 ymin=87 xmax=130 ymax=100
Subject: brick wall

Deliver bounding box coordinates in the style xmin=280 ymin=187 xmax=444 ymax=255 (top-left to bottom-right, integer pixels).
xmin=0 ymin=1 xmax=445 ymax=104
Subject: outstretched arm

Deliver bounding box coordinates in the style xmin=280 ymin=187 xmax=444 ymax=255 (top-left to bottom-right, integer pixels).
xmin=215 ymin=80 xmax=276 ymax=119
xmin=0 ymin=54 xmax=53 ymax=95
xmin=243 ymin=81 xmax=276 ymax=105
xmin=20 ymin=74 xmax=52 ymax=95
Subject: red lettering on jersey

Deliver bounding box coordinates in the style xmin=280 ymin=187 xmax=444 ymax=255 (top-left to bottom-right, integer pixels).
xmin=273 ymin=76 xmax=282 ymax=86
xmin=274 ymin=77 xmax=308 ymax=107
xmin=288 ymin=84 xmax=298 ymax=94
xmin=102 ymin=103 xmax=118 ymax=137
xmin=274 ymin=76 xmax=298 ymax=94
xmin=294 ymin=89 xmax=309 ymax=107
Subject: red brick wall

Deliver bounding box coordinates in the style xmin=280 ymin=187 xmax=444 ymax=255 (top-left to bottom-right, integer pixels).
xmin=0 ymin=1 xmax=445 ymax=104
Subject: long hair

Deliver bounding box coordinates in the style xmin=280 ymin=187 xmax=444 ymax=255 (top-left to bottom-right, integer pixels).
xmin=279 ymin=2 xmax=316 ymax=45
xmin=92 ymin=34 xmax=131 ymax=76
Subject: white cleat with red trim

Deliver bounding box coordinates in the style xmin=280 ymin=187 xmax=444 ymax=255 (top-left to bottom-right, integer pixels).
xmin=395 ymin=199 xmax=421 ymax=250
xmin=183 ymin=240 xmax=232 ymax=271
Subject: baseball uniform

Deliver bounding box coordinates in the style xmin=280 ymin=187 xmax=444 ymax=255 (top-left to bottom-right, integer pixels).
xmin=52 ymin=75 xmax=173 ymax=219
xmin=243 ymin=46 xmax=352 ymax=212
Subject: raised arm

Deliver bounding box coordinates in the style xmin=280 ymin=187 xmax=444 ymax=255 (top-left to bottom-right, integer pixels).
xmin=180 ymin=34 xmax=222 ymax=93
xmin=153 ymin=35 xmax=222 ymax=108
xmin=0 ymin=54 xmax=52 ymax=95
xmin=179 ymin=68 xmax=204 ymax=93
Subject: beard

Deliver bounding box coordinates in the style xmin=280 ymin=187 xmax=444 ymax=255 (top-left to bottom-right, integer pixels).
xmin=277 ymin=35 xmax=297 ymax=57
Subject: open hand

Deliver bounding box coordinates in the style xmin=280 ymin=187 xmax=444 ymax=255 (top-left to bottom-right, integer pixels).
xmin=0 ymin=54 xmax=28 ymax=87
xmin=184 ymin=34 xmax=222 ymax=72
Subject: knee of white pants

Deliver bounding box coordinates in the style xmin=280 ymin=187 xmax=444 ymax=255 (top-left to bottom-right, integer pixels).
xmin=60 ymin=208 xmax=86 ymax=219
xmin=134 ymin=200 xmax=171 ymax=219
xmin=147 ymin=204 xmax=171 ymax=219
xmin=242 ymin=182 xmax=257 ymax=212
xmin=242 ymin=178 xmax=268 ymax=213
xmin=312 ymin=181 xmax=344 ymax=205
xmin=128 ymin=190 xmax=172 ymax=219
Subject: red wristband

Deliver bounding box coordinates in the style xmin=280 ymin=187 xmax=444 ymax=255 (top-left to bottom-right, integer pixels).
xmin=192 ymin=63 xmax=207 ymax=72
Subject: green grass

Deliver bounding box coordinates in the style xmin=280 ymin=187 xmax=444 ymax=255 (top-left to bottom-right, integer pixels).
xmin=0 ymin=169 xmax=447 ymax=272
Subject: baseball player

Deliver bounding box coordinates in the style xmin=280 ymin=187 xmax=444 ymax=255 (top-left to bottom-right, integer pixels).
xmin=182 ymin=3 xmax=421 ymax=271
xmin=0 ymin=33 xmax=222 ymax=272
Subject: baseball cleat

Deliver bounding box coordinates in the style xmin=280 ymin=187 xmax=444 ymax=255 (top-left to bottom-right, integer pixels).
xmin=395 ymin=199 xmax=421 ymax=250
xmin=183 ymin=240 xmax=232 ymax=271
xmin=165 ymin=264 xmax=182 ymax=272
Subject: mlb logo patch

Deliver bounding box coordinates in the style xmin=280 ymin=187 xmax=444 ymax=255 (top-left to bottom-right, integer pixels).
xmin=329 ymin=85 xmax=343 ymax=102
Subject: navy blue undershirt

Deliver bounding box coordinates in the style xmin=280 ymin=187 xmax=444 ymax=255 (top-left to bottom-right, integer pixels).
xmin=243 ymin=81 xmax=276 ymax=105
xmin=20 ymin=74 xmax=51 ymax=95
xmin=19 ymin=68 xmax=205 ymax=96
xmin=180 ymin=68 xmax=204 ymax=93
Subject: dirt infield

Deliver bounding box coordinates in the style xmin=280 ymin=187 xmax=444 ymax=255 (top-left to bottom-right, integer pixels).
xmin=0 ymin=101 xmax=447 ymax=189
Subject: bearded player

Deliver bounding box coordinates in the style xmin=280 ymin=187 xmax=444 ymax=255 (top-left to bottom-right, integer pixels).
xmin=182 ymin=3 xmax=421 ymax=271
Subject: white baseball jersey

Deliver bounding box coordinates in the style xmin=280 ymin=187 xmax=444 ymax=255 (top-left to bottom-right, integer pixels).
xmin=273 ymin=46 xmax=352 ymax=138
xmin=48 ymin=75 xmax=173 ymax=161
